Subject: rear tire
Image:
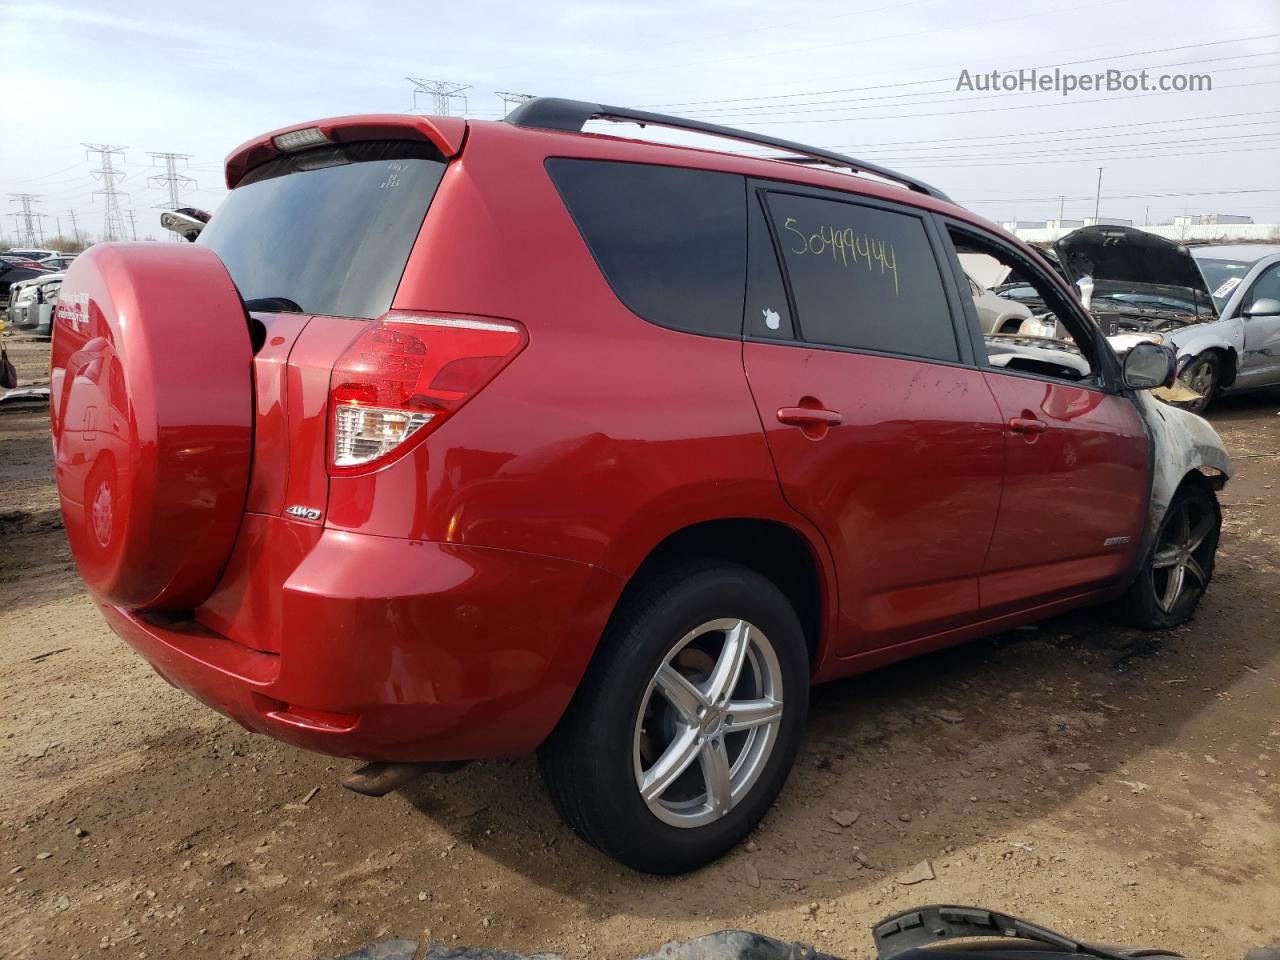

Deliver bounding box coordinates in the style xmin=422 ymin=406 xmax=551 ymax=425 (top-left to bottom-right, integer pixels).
xmin=1114 ymin=481 xmax=1220 ymax=629
xmin=539 ymin=560 xmax=808 ymax=874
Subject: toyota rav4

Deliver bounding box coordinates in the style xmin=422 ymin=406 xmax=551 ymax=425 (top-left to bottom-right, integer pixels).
xmin=51 ymin=98 xmax=1231 ymax=874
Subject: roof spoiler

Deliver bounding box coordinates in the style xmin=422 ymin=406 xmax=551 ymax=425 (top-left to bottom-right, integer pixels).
xmin=504 ymin=97 xmax=950 ymax=203
xmin=224 ymin=114 xmax=467 ymax=189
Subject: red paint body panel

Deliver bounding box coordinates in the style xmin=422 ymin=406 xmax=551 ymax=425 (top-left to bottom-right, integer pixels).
xmin=979 ymin=372 xmax=1151 ymax=610
xmin=54 ymin=114 xmax=1163 ymax=764
xmin=109 ymin=517 xmax=623 ymax=761
xmin=742 ymin=343 xmax=1006 ymax=654
xmin=244 ymin=311 xmax=312 ymax=517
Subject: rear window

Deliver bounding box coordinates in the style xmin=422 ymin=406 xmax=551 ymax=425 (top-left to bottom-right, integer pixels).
xmin=765 ymin=192 xmax=958 ymax=363
xmin=199 ymin=141 xmax=447 ymax=319
xmin=547 ymin=158 xmax=746 ymax=337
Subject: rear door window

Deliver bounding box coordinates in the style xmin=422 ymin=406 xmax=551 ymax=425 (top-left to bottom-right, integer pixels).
xmin=198 ymin=141 xmax=447 ymax=319
xmin=547 ymin=158 xmax=746 ymax=337
xmin=765 ymin=192 xmax=959 ymax=362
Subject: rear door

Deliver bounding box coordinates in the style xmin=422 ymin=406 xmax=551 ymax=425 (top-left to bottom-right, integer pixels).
xmin=742 ymin=184 xmax=1006 ymax=655
xmin=939 ymin=220 xmax=1150 ymax=611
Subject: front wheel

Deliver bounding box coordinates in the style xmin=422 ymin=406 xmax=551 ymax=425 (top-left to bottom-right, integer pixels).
xmin=1115 ymin=481 xmax=1220 ymax=629
xmin=539 ymin=561 xmax=808 ymax=874
xmin=1178 ymin=352 xmax=1220 ymax=414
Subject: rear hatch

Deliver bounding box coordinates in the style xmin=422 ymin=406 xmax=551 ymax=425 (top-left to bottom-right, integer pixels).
xmin=196 ymin=136 xmax=453 ymax=524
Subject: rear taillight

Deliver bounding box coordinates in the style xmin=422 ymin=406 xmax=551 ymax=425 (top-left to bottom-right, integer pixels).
xmin=327 ymin=312 xmax=526 ymax=473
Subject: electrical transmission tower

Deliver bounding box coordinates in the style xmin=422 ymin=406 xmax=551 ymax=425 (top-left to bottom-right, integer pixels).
xmin=495 ymin=91 xmax=534 ymax=117
xmin=126 ymin=210 xmax=139 ymax=241
xmin=148 ymin=152 xmax=196 ymax=208
xmin=148 ymin=152 xmax=197 ymax=240
xmin=67 ymin=210 xmax=82 ymax=245
xmin=407 ymin=79 xmax=470 ymax=115
xmin=8 ymin=193 xmax=47 ymax=246
xmin=84 ymin=143 xmax=129 ymax=242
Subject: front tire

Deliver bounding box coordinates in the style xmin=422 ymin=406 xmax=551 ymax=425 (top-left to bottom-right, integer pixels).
xmin=1178 ymin=352 xmax=1220 ymax=415
xmin=539 ymin=561 xmax=808 ymax=874
xmin=1115 ymin=481 xmax=1220 ymax=629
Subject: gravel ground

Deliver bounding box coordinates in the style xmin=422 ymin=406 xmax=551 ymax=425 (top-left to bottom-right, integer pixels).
xmin=1 ymin=335 xmax=1278 ymax=960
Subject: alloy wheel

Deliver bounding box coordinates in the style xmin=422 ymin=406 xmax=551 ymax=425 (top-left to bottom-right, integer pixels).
xmin=632 ymin=618 xmax=784 ymax=829
xmin=1151 ymin=497 xmax=1216 ymax=614
xmin=1179 ymin=357 xmax=1218 ymax=413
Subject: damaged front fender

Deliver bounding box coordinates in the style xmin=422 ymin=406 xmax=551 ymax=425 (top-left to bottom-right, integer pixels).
xmin=1164 ymin=318 xmax=1243 ymax=387
xmin=1134 ymin=391 xmax=1231 ymax=542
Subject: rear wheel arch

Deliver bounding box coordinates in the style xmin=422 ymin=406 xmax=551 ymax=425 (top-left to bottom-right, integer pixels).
xmin=619 ymin=518 xmax=827 ymax=669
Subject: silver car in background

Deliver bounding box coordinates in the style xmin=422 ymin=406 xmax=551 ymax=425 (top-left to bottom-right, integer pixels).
xmin=6 ymin=271 xmax=63 ymax=338
xmin=1180 ymin=244 xmax=1280 ymax=410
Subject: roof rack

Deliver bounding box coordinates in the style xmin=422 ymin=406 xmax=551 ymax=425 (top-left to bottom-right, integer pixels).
xmin=504 ymin=97 xmax=951 ymax=203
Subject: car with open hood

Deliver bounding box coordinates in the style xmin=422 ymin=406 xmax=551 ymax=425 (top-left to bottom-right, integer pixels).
xmin=1049 ymin=226 xmax=1280 ymax=413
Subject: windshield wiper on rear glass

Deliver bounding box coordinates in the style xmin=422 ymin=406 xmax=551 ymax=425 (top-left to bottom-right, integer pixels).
xmin=243 ymin=296 xmax=305 ymax=313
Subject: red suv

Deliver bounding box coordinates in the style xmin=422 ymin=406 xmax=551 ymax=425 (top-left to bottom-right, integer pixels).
xmin=51 ymin=98 xmax=1231 ymax=874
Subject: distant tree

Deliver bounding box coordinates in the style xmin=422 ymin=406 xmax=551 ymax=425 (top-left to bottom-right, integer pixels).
xmin=45 ymin=235 xmax=90 ymax=254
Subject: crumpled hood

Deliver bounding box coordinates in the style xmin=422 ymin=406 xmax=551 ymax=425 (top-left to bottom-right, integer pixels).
xmin=1054 ymin=226 xmax=1216 ymax=321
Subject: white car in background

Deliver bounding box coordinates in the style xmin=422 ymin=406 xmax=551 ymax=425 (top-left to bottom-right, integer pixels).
xmin=965 ymin=273 xmax=1033 ymax=334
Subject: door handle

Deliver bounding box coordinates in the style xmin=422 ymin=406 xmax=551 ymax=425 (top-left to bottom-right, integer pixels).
xmin=1008 ymin=417 xmax=1046 ymax=434
xmin=777 ymin=406 xmax=843 ymax=427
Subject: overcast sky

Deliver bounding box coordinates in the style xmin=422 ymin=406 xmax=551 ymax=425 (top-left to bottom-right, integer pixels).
xmin=2 ymin=0 xmax=1277 ymax=243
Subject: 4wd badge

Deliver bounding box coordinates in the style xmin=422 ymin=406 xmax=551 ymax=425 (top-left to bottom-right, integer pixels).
xmin=285 ymin=505 xmax=322 ymax=522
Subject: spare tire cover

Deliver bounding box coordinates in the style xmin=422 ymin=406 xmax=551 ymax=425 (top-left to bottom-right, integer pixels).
xmin=51 ymin=243 xmax=252 ymax=610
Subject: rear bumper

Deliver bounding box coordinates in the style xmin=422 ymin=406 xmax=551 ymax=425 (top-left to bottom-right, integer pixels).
xmin=99 ymin=515 xmax=621 ymax=762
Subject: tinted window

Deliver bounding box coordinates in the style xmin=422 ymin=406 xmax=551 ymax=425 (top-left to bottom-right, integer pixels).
xmin=199 ymin=141 xmax=447 ymax=319
xmin=766 ymin=192 xmax=957 ymax=362
xmin=746 ymin=190 xmax=793 ymax=339
xmin=547 ymin=159 xmax=746 ymax=337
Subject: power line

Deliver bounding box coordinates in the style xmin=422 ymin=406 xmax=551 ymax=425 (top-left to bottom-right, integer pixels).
xmin=959 ymin=187 xmax=1280 ymax=205
xmin=605 ymin=0 xmax=1119 ymax=81
xmin=688 ymin=50 xmax=1280 ymax=120
xmin=684 ymin=77 xmax=1280 ymax=126
xmin=823 ymin=110 xmax=1280 ymax=152
xmin=84 ymin=143 xmax=129 ymax=242
xmin=892 ymin=142 xmax=1280 ymax=169
xmin=407 ymin=78 xmax=470 ymax=115
xmin=861 ymin=131 xmax=1280 ymax=165
xmin=643 ymin=33 xmax=1280 ymax=109
xmin=6 ymin=158 xmax=91 ymax=185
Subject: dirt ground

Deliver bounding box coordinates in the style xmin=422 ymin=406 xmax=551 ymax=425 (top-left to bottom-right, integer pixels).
xmin=1 ymin=334 xmax=1278 ymax=960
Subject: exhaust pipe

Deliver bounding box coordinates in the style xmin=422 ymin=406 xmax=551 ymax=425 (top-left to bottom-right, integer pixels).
xmin=341 ymin=761 xmax=467 ymax=797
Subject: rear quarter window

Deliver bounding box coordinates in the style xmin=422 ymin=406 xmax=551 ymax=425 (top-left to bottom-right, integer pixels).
xmin=546 ymin=158 xmax=746 ymax=338
xmin=766 ymin=192 xmax=958 ymax=363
